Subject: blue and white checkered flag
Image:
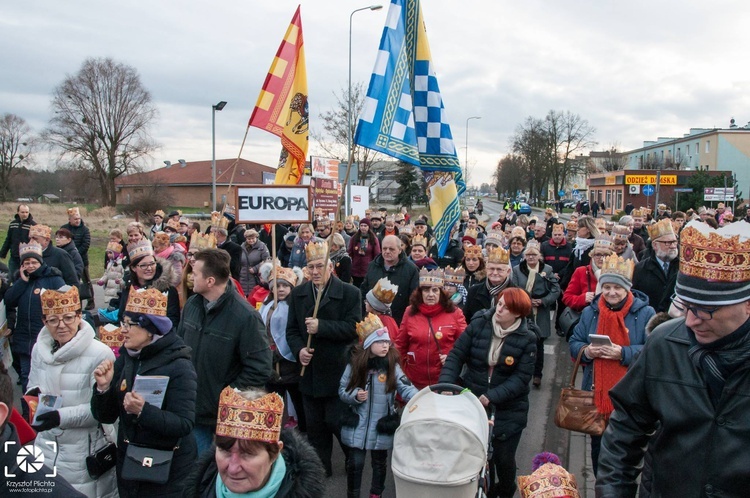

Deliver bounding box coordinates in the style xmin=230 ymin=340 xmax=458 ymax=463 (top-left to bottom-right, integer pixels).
xmin=354 ymin=0 xmax=465 ymax=257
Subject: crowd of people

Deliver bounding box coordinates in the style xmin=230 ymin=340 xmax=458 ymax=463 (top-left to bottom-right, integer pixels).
xmin=1 ymin=198 xmax=749 ymax=497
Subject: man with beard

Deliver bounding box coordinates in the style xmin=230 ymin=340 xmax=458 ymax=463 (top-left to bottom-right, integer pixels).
xmin=369 ymin=213 xmax=385 ymax=239
xmin=632 ymin=219 xmax=678 ymax=312
xmin=463 ymin=246 xmax=513 ymax=322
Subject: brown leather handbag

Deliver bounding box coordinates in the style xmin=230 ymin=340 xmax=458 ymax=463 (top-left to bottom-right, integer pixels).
xmin=554 ymin=346 xmax=607 ymax=436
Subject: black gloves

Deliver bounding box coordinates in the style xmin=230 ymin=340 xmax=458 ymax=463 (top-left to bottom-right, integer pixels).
xmin=32 ymin=411 xmax=61 ymax=432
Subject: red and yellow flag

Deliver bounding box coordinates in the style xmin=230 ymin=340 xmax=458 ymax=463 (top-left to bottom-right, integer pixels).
xmin=249 ymin=6 xmax=308 ymax=185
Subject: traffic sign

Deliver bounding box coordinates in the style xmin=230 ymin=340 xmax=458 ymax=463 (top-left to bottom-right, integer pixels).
xmin=642 ymin=185 xmax=655 ymax=197
xmin=558 ymin=190 xmax=565 ymax=197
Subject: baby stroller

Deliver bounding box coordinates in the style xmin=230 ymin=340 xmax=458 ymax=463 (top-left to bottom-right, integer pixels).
xmin=392 ymin=384 xmax=494 ymax=498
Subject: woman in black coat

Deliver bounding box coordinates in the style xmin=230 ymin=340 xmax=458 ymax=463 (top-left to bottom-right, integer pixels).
xmin=91 ymin=303 xmax=197 ymax=498
xmin=440 ymin=287 xmax=537 ymax=498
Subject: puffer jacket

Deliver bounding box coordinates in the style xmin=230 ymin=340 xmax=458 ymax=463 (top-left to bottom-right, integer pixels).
xmin=569 ymin=290 xmax=655 ymax=391
xmin=118 ymin=257 xmax=181 ymax=328
xmin=395 ymin=306 xmax=467 ymax=389
xmin=339 ymin=359 xmax=418 ymax=450
xmin=58 ymin=241 xmax=84 ymax=278
xmin=42 ymin=243 xmax=79 ymax=286
xmin=99 ymin=257 xmax=126 ymax=304
xmin=4 ymin=264 xmax=66 ymax=356
xmin=288 ymin=237 xmax=317 ymax=269
xmin=439 ymin=309 xmax=537 ymax=440
xmin=511 ymin=261 xmax=560 ymax=339
xmin=561 ymin=264 xmax=597 ymax=311
xmin=0 ymin=212 xmax=36 ymax=259
xmin=60 ymin=220 xmax=91 ymax=264
xmin=239 ymin=240 xmax=270 ymax=295
xmin=28 ymin=321 xmax=117 ymax=498
xmin=182 ymin=428 xmax=326 ymax=498
xmin=597 ymin=318 xmax=750 ymax=497
xmin=91 ymin=331 xmax=197 ymax=498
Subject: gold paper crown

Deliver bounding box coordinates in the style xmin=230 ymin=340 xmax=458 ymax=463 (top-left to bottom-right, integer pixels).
xmin=594 ymin=218 xmax=607 ymax=231
xmin=29 ymin=224 xmax=51 ymax=240
xmin=647 ymin=218 xmax=675 ymax=241
xmin=593 ymin=235 xmax=614 ymax=252
xmin=487 ymin=246 xmax=510 ymax=265
xmin=444 ymin=266 xmax=466 ymax=284
xmin=106 ymin=241 xmax=123 ymax=253
xmin=552 ymin=223 xmax=565 ymax=233
xmin=400 ymin=224 xmax=414 ymax=235
xmin=189 ymin=231 xmax=217 ymax=251
xmin=154 ymin=210 xmax=166 ymax=218
xmin=517 ymin=462 xmax=580 ymax=498
xmin=464 ymin=245 xmax=483 ymax=259
xmin=270 ymin=266 xmax=298 ymax=286
xmin=462 ymin=228 xmax=478 ymax=241
xmin=679 ymin=224 xmax=750 ymax=284
xmin=125 ymin=288 xmax=168 ymax=316
xmin=127 ymin=240 xmax=153 ymax=261
xmin=19 ymin=241 xmax=43 ymax=260
xmin=566 ymin=220 xmax=578 ymax=231
xmin=612 ymin=225 xmax=630 ymax=240
xmin=67 ymin=207 xmax=80 ymax=217
xmin=484 ymin=229 xmax=504 ymax=246
xmin=657 ymin=203 xmax=667 ymax=210
xmin=216 ymin=388 xmax=283 ymax=443
xmin=545 ymin=207 xmax=555 ymax=215
xmin=419 ymin=268 xmax=444 ymax=287
xmin=371 ymin=277 xmax=398 ymax=304
xmin=210 ymin=211 xmax=229 ymax=229
xmin=165 ymin=219 xmax=181 ymax=232
xmin=98 ymin=325 xmax=124 ymax=349
xmin=510 ymin=227 xmax=527 ymax=240
xmin=525 ymin=240 xmax=541 ymax=253
xmin=152 ymin=232 xmax=171 ymax=252
xmin=41 ymin=286 xmax=80 ymax=316
xmin=411 ymin=234 xmax=429 ymax=248
xmin=600 ymin=253 xmax=635 ymax=281
xmin=305 ymin=241 xmax=328 ymax=262
xmin=356 ymin=313 xmax=386 ymax=342
xmin=179 ymin=217 xmax=190 ymax=225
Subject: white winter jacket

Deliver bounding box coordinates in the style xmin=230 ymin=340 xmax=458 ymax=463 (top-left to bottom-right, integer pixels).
xmin=28 ymin=321 xmax=118 ymax=498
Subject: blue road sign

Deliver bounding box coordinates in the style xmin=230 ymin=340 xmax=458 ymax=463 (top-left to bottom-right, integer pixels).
xmin=558 ymin=189 xmax=565 ymax=197
xmin=643 ymin=185 xmax=655 ymax=196
xmin=572 ymin=189 xmax=579 ymax=196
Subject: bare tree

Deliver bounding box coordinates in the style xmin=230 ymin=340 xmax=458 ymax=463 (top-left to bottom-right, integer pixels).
xmin=44 ymin=57 xmax=158 ymax=206
xmin=493 ymin=154 xmax=526 ymax=199
xmin=0 ymin=114 xmax=35 ymax=202
xmin=312 ymin=82 xmax=384 ymax=185
xmin=545 ymin=110 xmax=597 ymax=200
xmin=511 ymin=117 xmax=551 ymax=202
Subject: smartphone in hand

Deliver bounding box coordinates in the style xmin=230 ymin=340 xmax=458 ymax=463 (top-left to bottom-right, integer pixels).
xmin=589 ymin=334 xmax=613 ymax=347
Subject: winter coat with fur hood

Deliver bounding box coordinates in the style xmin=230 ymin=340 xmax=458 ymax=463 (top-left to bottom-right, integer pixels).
xmin=28 ymin=320 xmax=117 ymax=498
xmin=117 ymin=257 xmax=181 ymax=328
xmin=182 ymin=428 xmax=327 ymax=498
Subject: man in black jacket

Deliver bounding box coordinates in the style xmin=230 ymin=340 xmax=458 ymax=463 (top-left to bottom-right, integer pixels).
xmin=0 ymin=204 xmax=36 ymax=282
xmin=464 ymin=247 xmax=514 ymax=322
xmin=286 ymin=241 xmax=362 ymax=476
xmin=60 ymin=207 xmax=94 ymax=309
xmin=177 ymin=249 xmax=272 ymax=457
xmin=361 ymin=235 xmax=419 ymax=324
xmin=213 ymin=227 xmax=242 ymax=280
xmin=632 ymin=219 xmax=679 ymax=312
xmin=29 ymin=224 xmax=78 ymax=286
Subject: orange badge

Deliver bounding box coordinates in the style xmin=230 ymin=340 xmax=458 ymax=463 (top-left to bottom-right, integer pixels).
xmin=120 ymin=379 xmax=127 ymax=391
xmin=378 ymin=373 xmax=387 ymax=383
xmin=504 ymin=356 xmax=515 ymax=366
xmin=34 ymin=289 xmax=41 ymax=295
xmin=435 ymin=332 xmax=443 ymax=340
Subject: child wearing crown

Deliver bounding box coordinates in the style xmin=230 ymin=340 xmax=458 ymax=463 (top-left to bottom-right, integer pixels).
xmin=339 ymin=313 xmax=418 ymax=498
xmin=98 ymin=241 xmax=125 ymax=307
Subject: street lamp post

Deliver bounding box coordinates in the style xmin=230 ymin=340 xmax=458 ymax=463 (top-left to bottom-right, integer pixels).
xmin=345 ymin=4 xmax=382 ymax=217
xmin=212 ymin=101 xmax=227 ymax=212
xmin=465 ymin=116 xmax=481 ymax=194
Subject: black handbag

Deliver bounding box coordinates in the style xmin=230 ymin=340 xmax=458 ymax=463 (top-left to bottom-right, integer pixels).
xmin=559 ymin=268 xmax=592 ymax=340
xmin=121 ymin=441 xmax=175 ymax=484
xmin=85 ymin=429 xmax=117 ymax=480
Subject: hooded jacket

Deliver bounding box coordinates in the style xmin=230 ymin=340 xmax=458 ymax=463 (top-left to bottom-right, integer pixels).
xmin=0 ymin=212 xmax=36 ymax=260
xmin=29 ymin=321 xmax=117 ymax=498
xmin=4 ymin=264 xmax=66 ymax=355
xmin=60 ymin=220 xmax=91 ymax=264
xmin=182 ymin=428 xmax=327 ymax=498
xmin=239 ymin=239 xmax=270 ymax=295
xmin=41 ymin=243 xmax=79 ymax=286
xmin=118 ymin=257 xmax=181 ymax=328
xmin=91 ymin=331 xmax=198 ymax=498
xmin=439 ymin=309 xmax=537 ymax=439
xmin=360 ymin=252 xmax=419 ymax=324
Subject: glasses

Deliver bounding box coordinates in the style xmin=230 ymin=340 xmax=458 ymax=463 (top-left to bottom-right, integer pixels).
xmin=670 ymin=294 xmax=721 ymax=320
xmin=307 ymin=263 xmax=326 ymax=272
xmin=120 ymin=321 xmax=136 ymax=330
xmin=136 ymin=261 xmax=157 ymax=270
xmin=186 ymin=252 xmax=196 ymax=259
xmin=657 ymin=240 xmax=678 ymax=246
xmin=46 ymin=314 xmax=78 ymax=327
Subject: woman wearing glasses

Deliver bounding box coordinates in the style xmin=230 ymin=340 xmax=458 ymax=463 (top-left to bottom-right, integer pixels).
xmin=569 ymin=254 xmax=655 ymax=477
xmin=118 ymin=240 xmax=181 ymax=329
xmin=27 ymin=286 xmax=117 ymax=497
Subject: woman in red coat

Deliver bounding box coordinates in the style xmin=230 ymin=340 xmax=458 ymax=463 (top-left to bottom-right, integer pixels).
xmin=395 ymin=269 xmax=467 ymax=389
xmin=562 ymin=236 xmax=613 ymax=312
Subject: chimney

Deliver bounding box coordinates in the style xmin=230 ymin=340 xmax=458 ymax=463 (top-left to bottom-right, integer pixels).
xmin=164 ymin=160 xmax=171 ymax=168
xmin=178 ymin=159 xmax=187 ymax=167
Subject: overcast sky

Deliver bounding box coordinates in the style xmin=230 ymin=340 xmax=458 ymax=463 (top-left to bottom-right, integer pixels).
xmin=3 ymin=1 xmax=750 ymax=187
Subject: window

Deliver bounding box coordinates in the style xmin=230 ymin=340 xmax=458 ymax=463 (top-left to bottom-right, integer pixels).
xmin=705 ymin=141 xmax=710 ymax=153
xmin=686 ymin=144 xmax=690 ymax=155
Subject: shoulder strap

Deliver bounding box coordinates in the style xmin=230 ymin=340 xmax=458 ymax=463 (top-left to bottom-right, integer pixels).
xmin=567 ymin=346 xmax=588 ymax=388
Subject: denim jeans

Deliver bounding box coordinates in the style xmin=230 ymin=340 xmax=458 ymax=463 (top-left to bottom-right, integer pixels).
xmin=345 ymin=447 xmax=388 ymax=498
xmin=193 ymin=423 xmax=215 ymax=458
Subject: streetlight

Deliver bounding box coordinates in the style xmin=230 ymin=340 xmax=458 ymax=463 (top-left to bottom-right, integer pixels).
xmin=345 ymin=4 xmax=382 ymax=216
xmin=465 ymin=116 xmax=481 ymax=193
xmin=212 ymin=100 xmax=227 ymax=211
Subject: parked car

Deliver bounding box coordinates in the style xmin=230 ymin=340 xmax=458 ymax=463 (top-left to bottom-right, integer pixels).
xmin=516 ymin=202 xmax=532 ymax=215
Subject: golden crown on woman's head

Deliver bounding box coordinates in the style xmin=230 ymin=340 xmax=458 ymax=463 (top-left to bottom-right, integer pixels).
xmin=371 ymin=278 xmax=398 ymax=304
xmin=41 ymin=286 xmax=80 ymax=316
xmin=444 ymin=266 xmax=466 ymax=285
xmin=356 ymin=313 xmax=386 ymax=342
xmin=464 ymin=245 xmax=483 ymax=259
xmin=216 ymin=388 xmax=283 ymax=443
xmin=419 ymin=268 xmax=444 ymax=287
xmin=600 ymin=254 xmax=635 ymax=280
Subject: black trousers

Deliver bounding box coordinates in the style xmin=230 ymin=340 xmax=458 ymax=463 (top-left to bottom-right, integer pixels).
xmin=302 ymin=394 xmax=347 ymax=475
xmin=533 ymin=337 xmax=546 ymax=378
xmin=345 ymin=447 xmax=388 ymax=498
xmin=268 ymin=381 xmax=307 ymax=432
xmin=490 ymin=432 xmax=522 ymax=498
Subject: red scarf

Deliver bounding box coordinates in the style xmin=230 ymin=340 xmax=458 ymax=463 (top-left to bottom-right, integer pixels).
xmin=418 ymin=303 xmax=444 ymax=318
xmin=594 ymin=292 xmax=633 ymax=416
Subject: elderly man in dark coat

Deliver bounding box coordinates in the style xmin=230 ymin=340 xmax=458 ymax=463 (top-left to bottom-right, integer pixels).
xmin=286 ymin=241 xmax=362 ymax=477
xmin=632 ymin=219 xmax=679 ymax=312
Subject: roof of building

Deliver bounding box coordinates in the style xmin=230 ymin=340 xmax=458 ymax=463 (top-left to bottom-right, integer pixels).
xmin=116 ymin=158 xmax=275 ymax=187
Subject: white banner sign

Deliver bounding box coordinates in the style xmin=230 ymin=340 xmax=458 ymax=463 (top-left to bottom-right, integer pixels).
xmin=236 ymin=185 xmax=312 ymax=224
xmin=704 ymin=187 xmax=736 ymax=202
